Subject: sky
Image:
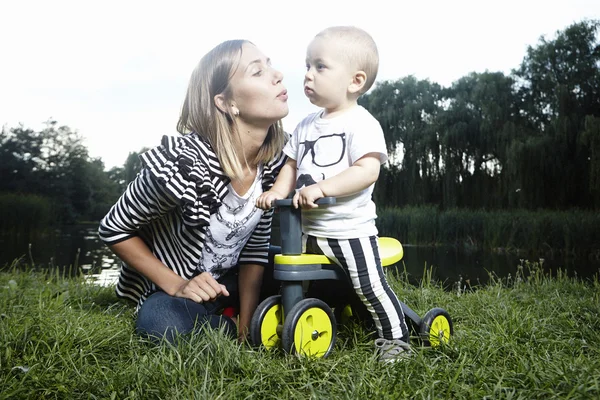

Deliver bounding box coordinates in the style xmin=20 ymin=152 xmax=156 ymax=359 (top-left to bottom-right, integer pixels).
xmin=1 ymin=0 xmax=599 ymax=170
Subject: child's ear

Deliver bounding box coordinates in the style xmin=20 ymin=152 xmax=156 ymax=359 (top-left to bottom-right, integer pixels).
xmin=348 ymin=71 xmax=367 ymax=94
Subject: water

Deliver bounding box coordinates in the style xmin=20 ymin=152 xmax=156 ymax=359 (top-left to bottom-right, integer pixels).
xmin=1 ymin=225 xmax=598 ymax=288
xmin=397 ymin=244 xmax=600 ymax=289
xmin=0 ymin=224 xmax=120 ymax=285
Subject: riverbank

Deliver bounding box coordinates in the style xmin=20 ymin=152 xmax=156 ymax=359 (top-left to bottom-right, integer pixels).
xmin=1 ymin=263 xmax=598 ymax=399
xmin=377 ymin=206 xmax=600 ymax=260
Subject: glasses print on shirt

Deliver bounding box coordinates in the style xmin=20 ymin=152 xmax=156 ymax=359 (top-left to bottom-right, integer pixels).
xmin=296 ymin=132 xmax=346 ymax=189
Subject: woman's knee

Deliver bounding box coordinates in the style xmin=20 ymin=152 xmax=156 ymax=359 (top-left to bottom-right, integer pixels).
xmin=135 ymin=291 xmax=237 ymax=343
xmin=136 ymin=292 xmax=189 ymax=341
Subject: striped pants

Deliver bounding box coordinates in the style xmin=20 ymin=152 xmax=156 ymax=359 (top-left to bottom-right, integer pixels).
xmin=304 ymin=235 xmax=409 ymax=341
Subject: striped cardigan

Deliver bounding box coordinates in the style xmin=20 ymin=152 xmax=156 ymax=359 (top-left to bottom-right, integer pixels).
xmin=98 ymin=133 xmax=286 ymax=308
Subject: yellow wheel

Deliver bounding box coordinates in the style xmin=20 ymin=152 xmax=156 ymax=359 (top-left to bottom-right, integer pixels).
xmin=282 ymin=298 xmax=336 ymax=358
xmin=249 ymin=295 xmax=283 ymax=350
xmin=334 ymin=304 xmax=354 ymax=326
xmin=420 ymin=308 xmax=453 ymax=347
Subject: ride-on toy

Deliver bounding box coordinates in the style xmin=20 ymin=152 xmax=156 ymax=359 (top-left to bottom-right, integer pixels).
xmin=249 ymin=198 xmax=453 ymax=358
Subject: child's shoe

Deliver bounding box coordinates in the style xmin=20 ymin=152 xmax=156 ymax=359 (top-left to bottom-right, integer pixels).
xmin=374 ymin=338 xmax=412 ymax=363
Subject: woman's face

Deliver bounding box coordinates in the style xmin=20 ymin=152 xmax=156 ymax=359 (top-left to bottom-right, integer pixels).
xmin=228 ymin=43 xmax=289 ymax=128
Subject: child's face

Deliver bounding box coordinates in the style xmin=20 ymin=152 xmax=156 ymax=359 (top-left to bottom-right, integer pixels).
xmin=304 ymin=37 xmax=356 ymax=114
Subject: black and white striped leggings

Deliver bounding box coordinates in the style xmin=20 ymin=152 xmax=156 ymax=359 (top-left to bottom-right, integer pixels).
xmin=304 ymin=235 xmax=409 ymax=341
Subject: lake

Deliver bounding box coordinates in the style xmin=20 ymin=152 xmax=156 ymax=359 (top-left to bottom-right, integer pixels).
xmin=1 ymin=224 xmax=598 ymax=288
xmin=0 ymin=224 xmax=120 ymax=285
xmin=399 ymin=244 xmax=599 ymax=289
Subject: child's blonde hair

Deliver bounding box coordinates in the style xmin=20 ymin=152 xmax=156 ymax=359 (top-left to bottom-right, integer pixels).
xmin=177 ymin=40 xmax=286 ymax=180
xmin=316 ymin=26 xmax=379 ymax=94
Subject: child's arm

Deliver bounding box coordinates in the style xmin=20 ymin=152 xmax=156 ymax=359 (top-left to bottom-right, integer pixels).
xmin=319 ymin=152 xmax=381 ymax=196
xmin=256 ymin=158 xmax=297 ymax=209
xmin=295 ymin=153 xmax=381 ymax=208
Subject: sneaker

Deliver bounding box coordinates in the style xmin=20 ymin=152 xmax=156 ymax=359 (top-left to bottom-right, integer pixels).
xmin=374 ymin=338 xmax=412 ymax=363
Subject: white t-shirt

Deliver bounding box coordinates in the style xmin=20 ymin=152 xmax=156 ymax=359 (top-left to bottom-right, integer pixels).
xmin=201 ymin=165 xmax=264 ymax=278
xmin=284 ymin=105 xmax=388 ymax=239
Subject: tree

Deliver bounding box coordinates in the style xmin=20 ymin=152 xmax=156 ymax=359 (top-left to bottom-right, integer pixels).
xmin=0 ymin=125 xmax=45 ymax=193
xmin=0 ymin=120 xmax=124 ymax=223
xmin=513 ymin=19 xmax=600 ymax=208
xmin=87 ymin=158 xmax=123 ymax=220
xmin=438 ymin=72 xmax=520 ymax=208
xmin=583 ymin=116 xmax=600 ymax=207
xmin=123 ymin=149 xmax=148 ymax=185
xmin=360 ymin=77 xmax=443 ymax=207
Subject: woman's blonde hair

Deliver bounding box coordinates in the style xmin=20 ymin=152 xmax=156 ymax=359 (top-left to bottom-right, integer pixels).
xmin=177 ymin=40 xmax=286 ymax=180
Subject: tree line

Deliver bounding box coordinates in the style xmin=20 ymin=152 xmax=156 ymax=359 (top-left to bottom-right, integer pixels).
xmin=0 ymin=121 xmax=146 ymax=225
xmin=363 ymin=19 xmax=600 ymax=210
xmin=1 ymin=20 xmax=598 ymax=229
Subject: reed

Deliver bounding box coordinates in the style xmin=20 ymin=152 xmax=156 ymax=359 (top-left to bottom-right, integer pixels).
xmin=377 ymin=206 xmax=600 ymax=257
xmin=0 ymin=193 xmax=55 ymax=236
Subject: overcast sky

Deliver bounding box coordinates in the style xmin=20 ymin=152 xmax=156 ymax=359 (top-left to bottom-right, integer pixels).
xmin=1 ymin=0 xmax=598 ymax=169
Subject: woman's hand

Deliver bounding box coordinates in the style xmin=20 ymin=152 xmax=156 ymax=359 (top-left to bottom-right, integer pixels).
xmin=173 ymin=272 xmax=229 ymax=303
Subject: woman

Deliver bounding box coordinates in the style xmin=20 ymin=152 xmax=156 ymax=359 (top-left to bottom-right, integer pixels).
xmin=98 ymin=40 xmax=289 ymax=343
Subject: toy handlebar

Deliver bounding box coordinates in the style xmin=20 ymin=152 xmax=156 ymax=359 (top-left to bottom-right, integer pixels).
xmin=273 ymin=197 xmax=336 ymax=208
xmin=274 ymin=197 xmax=336 ymax=255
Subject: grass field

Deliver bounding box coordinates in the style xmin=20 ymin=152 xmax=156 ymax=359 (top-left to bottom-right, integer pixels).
xmin=1 ymin=262 xmax=599 ymax=399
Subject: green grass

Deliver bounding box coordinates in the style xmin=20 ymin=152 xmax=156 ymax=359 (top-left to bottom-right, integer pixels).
xmin=1 ymin=263 xmax=599 ymax=399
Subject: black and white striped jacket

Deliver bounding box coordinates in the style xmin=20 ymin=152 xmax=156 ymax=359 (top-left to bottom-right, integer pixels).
xmin=98 ymin=133 xmax=286 ymax=308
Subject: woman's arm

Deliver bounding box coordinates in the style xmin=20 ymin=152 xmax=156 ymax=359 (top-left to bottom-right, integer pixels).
xmin=237 ymin=195 xmax=278 ymax=340
xmin=110 ymin=237 xmax=229 ymax=303
xmin=110 ymin=236 xmax=185 ymax=296
xmin=99 ymin=168 xmax=179 ymax=245
xmin=237 ymin=263 xmax=264 ymax=341
xmin=101 ymin=168 xmax=228 ymax=302
xmin=237 ymin=152 xmax=290 ymax=338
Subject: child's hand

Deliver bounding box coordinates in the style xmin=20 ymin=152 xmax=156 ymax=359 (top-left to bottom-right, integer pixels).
xmin=293 ymin=184 xmax=324 ymax=209
xmin=256 ymin=190 xmax=284 ymax=210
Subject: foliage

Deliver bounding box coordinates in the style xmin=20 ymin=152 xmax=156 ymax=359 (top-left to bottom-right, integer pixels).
xmin=0 ymin=121 xmax=140 ymax=225
xmin=364 ymin=19 xmax=600 ymax=210
xmin=0 ymin=193 xmax=54 ymax=236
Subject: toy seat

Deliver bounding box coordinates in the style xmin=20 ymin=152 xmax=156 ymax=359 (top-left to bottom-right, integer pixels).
xmin=274 ymin=236 xmax=403 ymax=266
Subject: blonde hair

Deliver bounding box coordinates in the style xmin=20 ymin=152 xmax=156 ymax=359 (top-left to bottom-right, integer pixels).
xmin=316 ymin=26 xmax=379 ymax=94
xmin=177 ymin=40 xmax=286 ymax=180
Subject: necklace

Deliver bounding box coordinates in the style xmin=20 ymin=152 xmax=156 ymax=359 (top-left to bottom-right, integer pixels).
xmin=222 ymin=200 xmax=247 ymax=214
xmin=221 ymin=165 xmax=262 ymax=215
xmin=215 ymin=206 xmax=259 ymax=240
xmin=221 ymin=183 xmax=256 ymax=214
